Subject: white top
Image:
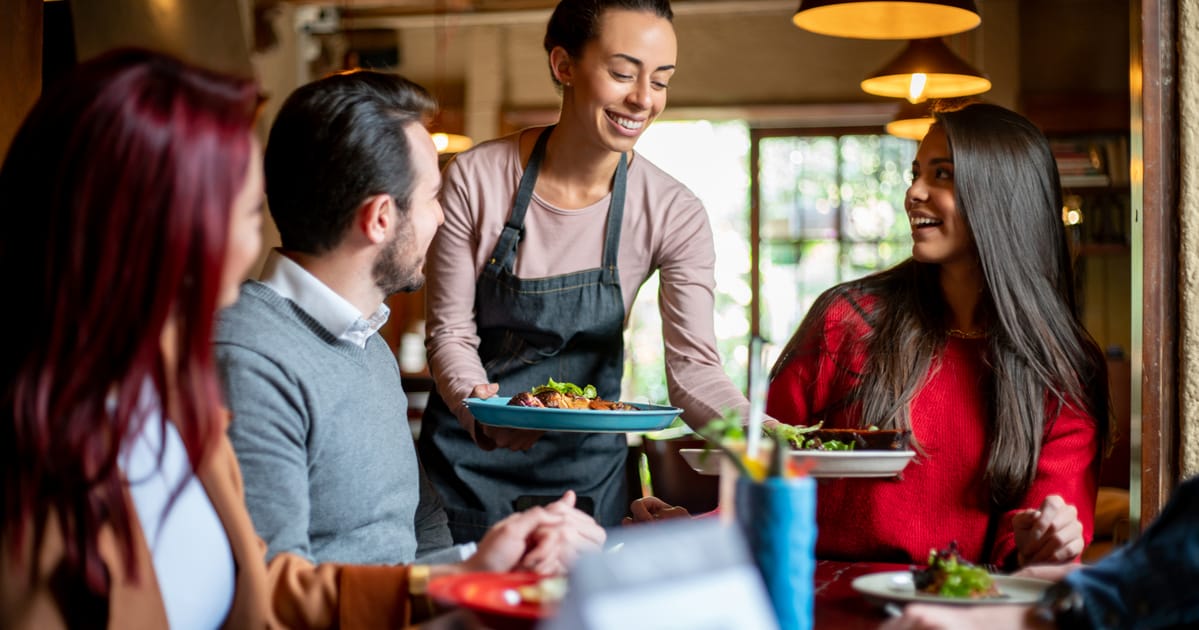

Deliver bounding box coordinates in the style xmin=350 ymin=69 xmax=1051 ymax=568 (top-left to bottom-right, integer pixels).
xmin=121 ymin=387 xmax=234 ymax=630
xmin=260 ymin=249 xmax=390 ymax=348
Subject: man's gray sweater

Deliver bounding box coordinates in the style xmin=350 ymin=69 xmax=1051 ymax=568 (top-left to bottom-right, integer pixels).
xmin=215 ymin=281 xmax=453 ymax=565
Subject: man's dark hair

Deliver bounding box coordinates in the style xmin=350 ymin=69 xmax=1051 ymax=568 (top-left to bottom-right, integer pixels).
xmin=264 ymin=71 xmax=437 ymax=254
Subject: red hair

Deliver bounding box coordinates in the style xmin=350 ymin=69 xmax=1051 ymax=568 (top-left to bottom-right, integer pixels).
xmin=0 ymin=49 xmax=259 ymax=605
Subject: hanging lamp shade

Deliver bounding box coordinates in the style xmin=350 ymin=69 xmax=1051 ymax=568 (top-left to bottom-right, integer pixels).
xmin=792 ymin=0 xmax=981 ymax=40
xmin=885 ymin=100 xmax=936 ymax=140
xmin=429 ymin=1 xmax=472 ymax=155
xmin=860 ymin=38 xmax=990 ymax=103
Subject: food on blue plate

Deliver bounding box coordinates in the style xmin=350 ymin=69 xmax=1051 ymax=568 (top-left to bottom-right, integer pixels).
xmin=911 ymin=542 xmax=999 ymax=598
xmin=507 ymin=378 xmax=632 ymax=411
xmin=765 ymin=423 xmax=912 ymax=451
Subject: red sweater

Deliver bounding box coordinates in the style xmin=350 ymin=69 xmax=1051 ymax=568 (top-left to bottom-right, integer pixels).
xmin=766 ymin=293 xmax=1100 ymax=567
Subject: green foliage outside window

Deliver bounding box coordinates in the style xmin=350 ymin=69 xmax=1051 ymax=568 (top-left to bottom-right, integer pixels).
xmin=626 ymin=123 xmax=915 ymax=407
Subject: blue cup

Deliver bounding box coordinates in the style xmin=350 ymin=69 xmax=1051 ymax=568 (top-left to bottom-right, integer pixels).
xmin=734 ymin=476 xmax=816 ymax=630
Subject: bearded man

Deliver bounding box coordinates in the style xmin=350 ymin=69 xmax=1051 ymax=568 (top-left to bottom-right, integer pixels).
xmin=215 ymin=71 xmax=602 ymax=584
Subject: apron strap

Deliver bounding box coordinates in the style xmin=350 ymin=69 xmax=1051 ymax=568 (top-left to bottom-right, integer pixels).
xmin=485 ymin=125 xmax=629 ymax=277
xmin=601 ymin=152 xmax=627 ymax=281
xmin=486 ymin=126 xmax=554 ymax=273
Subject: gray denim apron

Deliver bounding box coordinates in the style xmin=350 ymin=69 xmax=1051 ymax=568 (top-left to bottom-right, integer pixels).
xmin=418 ymin=126 xmax=629 ymax=542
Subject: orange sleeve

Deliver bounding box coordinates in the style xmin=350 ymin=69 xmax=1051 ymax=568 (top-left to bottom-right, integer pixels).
xmin=263 ymin=555 xmax=417 ymax=630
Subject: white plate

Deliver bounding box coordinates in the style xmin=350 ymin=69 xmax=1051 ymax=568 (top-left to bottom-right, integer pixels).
xmin=851 ymin=571 xmax=1052 ymax=605
xmin=678 ymin=448 xmax=915 ymax=478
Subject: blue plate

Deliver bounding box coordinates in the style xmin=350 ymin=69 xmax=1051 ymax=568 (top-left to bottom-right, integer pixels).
xmin=464 ymin=397 xmax=682 ymax=433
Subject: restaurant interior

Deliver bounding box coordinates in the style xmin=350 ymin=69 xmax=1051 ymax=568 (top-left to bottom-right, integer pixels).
xmin=1 ymin=0 xmax=1196 ymax=626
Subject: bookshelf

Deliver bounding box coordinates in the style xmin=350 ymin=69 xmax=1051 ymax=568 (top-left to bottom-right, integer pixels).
xmin=1051 ymin=132 xmax=1132 ymax=361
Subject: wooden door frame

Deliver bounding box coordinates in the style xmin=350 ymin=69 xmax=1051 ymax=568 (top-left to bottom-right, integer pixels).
xmin=1134 ymin=0 xmax=1181 ymax=527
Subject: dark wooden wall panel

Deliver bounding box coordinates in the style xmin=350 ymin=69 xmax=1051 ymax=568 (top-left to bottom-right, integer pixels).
xmin=0 ymin=0 xmax=42 ymax=158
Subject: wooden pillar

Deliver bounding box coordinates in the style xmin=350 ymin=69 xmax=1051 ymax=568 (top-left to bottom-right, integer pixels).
xmin=464 ymin=24 xmax=502 ymax=146
xmin=1133 ymin=0 xmax=1181 ymax=527
xmin=0 ymin=0 xmax=42 ymax=157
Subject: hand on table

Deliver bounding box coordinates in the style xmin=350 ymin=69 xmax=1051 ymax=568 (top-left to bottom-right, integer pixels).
xmin=467 ymin=383 xmax=544 ymax=452
xmin=1012 ymin=494 xmax=1084 ymax=565
xmin=520 ymin=490 xmax=606 ymax=573
xmin=463 ymin=490 xmax=604 ymax=575
xmin=621 ymin=496 xmax=691 ymax=525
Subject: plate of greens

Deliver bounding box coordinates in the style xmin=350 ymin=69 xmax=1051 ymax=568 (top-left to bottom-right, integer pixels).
xmin=851 ymin=571 xmax=1051 ymax=605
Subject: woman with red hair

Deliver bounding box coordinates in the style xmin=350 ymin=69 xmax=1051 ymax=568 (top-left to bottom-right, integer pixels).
xmin=0 ymin=49 xmax=572 ymax=629
xmin=1 ymin=48 xmax=265 ymax=628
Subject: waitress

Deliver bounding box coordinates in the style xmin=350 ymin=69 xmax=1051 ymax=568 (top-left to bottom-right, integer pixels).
xmin=418 ymin=0 xmax=750 ymax=542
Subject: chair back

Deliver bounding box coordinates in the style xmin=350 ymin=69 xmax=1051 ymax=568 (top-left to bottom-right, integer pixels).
xmin=641 ymin=436 xmax=720 ymax=514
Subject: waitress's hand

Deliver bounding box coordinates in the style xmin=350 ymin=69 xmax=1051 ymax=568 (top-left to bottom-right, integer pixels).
xmin=477 ymin=424 xmax=545 ymax=452
xmin=468 ymin=383 xmax=545 ymax=451
xmin=1012 ymin=495 xmax=1085 ymax=565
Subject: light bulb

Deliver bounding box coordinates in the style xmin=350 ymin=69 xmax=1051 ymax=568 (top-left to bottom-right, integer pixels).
xmin=907 ymin=73 xmax=928 ymax=104
xmin=431 ymin=133 xmax=450 ymax=153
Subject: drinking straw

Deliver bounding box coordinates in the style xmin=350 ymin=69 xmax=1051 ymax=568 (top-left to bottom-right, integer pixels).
xmin=746 ymin=336 xmax=765 ymax=461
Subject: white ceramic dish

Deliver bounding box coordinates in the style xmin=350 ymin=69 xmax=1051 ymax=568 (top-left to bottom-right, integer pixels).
xmin=678 ymin=448 xmax=916 ymax=478
xmin=851 ymin=570 xmax=1052 ymax=605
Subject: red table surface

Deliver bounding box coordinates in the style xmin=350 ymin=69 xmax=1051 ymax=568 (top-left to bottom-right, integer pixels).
xmin=814 ymin=560 xmax=911 ymax=629
xmin=424 ymin=560 xmax=908 ymax=629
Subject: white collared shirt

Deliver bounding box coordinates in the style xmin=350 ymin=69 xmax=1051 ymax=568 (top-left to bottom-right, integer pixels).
xmin=259 ymin=249 xmax=390 ymax=348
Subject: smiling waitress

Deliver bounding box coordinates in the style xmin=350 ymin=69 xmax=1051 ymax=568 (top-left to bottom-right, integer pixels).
xmin=417 ymin=0 xmax=751 ymax=542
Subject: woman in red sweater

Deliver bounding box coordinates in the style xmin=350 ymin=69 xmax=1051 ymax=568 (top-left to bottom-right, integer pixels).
xmin=766 ymin=102 xmax=1109 ymax=570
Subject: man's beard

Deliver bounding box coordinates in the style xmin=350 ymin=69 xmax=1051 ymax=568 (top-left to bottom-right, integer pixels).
xmin=372 ymin=228 xmax=424 ymax=296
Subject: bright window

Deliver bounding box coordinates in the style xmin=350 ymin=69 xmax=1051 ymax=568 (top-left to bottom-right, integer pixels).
xmin=756 ymin=132 xmax=915 ymax=346
xmin=626 ymin=123 xmax=915 ymax=405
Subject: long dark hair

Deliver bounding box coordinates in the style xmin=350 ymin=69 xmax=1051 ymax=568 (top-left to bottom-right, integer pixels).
xmin=773 ymin=103 xmax=1109 ymax=508
xmin=0 ymin=49 xmax=258 ymax=608
xmin=543 ymin=0 xmax=674 ymax=86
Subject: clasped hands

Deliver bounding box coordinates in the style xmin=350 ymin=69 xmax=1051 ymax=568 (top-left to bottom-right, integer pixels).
xmin=457 ymin=490 xmax=606 ymax=576
xmin=1012 ymin=494 xmax=1085 ymax=565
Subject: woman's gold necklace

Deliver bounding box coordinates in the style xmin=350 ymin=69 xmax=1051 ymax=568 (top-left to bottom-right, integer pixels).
xmin=947 ymin=328 xmax=987 ymax=339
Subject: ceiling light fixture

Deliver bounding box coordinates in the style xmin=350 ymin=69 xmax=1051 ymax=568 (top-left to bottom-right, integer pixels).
xmin=792 ymin=0 xmax=981 ymax=40
xmin=431 ymin=132 xmax=473 ymax=154
xmin=429 ymin=0 xmax=472 ymax=155
xmin=860 ymin=37 xmax=990 ymax=103
xmin=885 ymin=100 xmax=935 ymax=141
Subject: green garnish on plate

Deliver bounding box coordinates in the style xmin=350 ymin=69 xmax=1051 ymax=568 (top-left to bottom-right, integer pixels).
xmin=531 ymin=378 xmax=597 ymax=399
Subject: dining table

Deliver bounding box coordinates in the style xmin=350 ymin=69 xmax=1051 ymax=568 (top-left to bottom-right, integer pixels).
xmin=813 ymin=560 xmax=911 ymax=628
xmin=423 ymin=559 xmax=912 ymax=629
